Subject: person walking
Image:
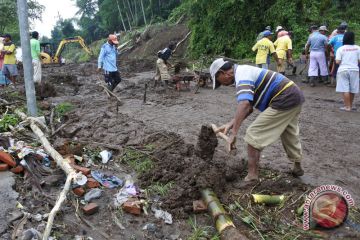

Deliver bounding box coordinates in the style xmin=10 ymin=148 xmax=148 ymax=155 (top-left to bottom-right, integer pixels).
xmin=1 ymin=34 xmax=17 ymax=85
xmin=209 ymin=58 xmax=305 ymax=183
xmin=335 ymin=32 xmax=360 ymax=111
xmin=305 ymin=26 xmax=329 ymax=86
xmin=252 ymin=31 xmax=280 ymax=69
xmin=274 ymin=31 xmax=293 ymax=75
xmin=97 ymin=34 xmax=121 ymax=91
xmin=30 ymin=31 xmax=42 ymax=84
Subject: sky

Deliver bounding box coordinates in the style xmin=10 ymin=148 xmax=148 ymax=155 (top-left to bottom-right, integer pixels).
xmin=32 ymin=0 xmax=79 ymax=38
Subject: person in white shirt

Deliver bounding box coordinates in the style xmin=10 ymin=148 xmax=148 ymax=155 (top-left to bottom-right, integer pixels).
xmin=335 ymin=31 xmax=360 ymax=111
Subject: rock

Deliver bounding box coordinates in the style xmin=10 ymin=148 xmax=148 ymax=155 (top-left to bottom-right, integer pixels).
xmin=0 ymin=163 xmax=9 ymax=171
xmin=82 ymin=203 xmax=99 ymax=215
xmin=122 ymin=199 xmax=142 ymax=215
xmin=142 ymin=223 xmax=157 ymax=233
xmin=0 ymin=172 xmax=19 ymax=233
xmin=86 ymin=178 xmax=100 ymax=189
xmin=0 ymin=151 xmax=16 ymax=167
xmin=73 ymin=187 xmax=86 ymax=197
xmin=193 ymin=200 xmax=207 ymax=213
xmin=21 ymin=228 xmax=42 ymax=240
xmin=169 ymin=234 xmax=181 ymax=240
xmin=71 ymin=164 xmax=91 ymax=176
xmin=84 ymin=188 xmax=102 ymax=202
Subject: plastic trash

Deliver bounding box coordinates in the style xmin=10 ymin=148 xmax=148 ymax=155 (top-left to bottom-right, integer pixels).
xmin=114 ymin=176 xmax=138 ymax=206
xmin=99 ymin=150 xmax=112 ymax=164
xmin=74 ymin=172 xmax=88 ymax=186
xmin=153 ymin=207 xmax=173 ymax=224
xmin=84 ymin=188 xmax=103 ymax=202
xmin=91 ymin=170 xmax=123 ymax=189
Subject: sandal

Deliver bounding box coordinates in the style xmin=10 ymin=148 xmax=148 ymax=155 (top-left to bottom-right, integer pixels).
xmin=340 ymin=107 xmax=351 ymax=112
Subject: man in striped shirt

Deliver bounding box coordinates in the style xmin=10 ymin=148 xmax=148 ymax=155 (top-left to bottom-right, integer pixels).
xmin=210 ymin=58 xmax=305 ymax=183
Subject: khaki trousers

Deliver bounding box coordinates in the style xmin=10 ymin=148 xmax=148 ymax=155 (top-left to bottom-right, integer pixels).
xmin=155 ymin=58 xmax=171 ymax=81
xmin=244 ymin=105 xmax=302 ymax=162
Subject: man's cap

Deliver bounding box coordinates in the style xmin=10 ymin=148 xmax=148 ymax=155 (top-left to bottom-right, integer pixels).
xmin=278 ymin=31 xmax=289 ymax=37
xmin=108 ymin=34 xmax=119 ymax=44
xmin=265 ymin=26 xmax=271 ymax=31
xmin=340 ymin=21 xmax=348 ymax=28
xmin=4 ymin=34 xmax=11 ymax=39
xmin=276 ymin=26 xmax=284 ymax=32
xmin=263 ymin=30 xmax=273 ymax=37
xmin=210 ymin=58 xmax=227 ymax=90
xmin=319 ymin=26 xmax=328 ymax=32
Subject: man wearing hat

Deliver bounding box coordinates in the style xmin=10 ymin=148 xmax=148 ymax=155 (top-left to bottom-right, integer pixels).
xmin=209 ymin=59 xmax=305 ymax=183
xmin=305 ymin=26 xmax=329 ymax=86
xmin=252 ymin=30 xmax=280 ymax=69
xmin=1 ymin=34 xmax=17 ymax=85
xmin=274 ymin=31 xmax=293 ymax=75
xmin=97 ymin=34 xmax=121 ymax=91
xmin=256 ymin=26 xmax=272 ymax=42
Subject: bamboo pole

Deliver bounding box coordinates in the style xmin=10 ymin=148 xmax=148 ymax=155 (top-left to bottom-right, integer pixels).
xmin=15 ymin=110 xmax=79 ymax=240
xmin=201 ymin=189 xmax=248 ymax=240
xmin=116 ymin=0 xmax=127 ymax=31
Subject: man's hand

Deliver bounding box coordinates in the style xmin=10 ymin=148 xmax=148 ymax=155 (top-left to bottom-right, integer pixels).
xmin=216 ymin=120 xmax=234 ymax=135
xmin=277 ymin=60 xmax=282 ymax=67
xmin=96 ymin=68 xmax=101 ymax=73
xmin=227 ymin=134 xmax=237 ymax=152
xmin=287 ymin=57 xmax=293 ymax=65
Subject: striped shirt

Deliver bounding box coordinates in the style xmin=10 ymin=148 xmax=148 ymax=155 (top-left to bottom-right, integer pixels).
xmin=235 ymin=65 xmax=303 ymax=111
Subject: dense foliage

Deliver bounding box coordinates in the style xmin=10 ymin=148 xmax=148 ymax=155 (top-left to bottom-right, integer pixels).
xmin=53 ymin=0 xmax=183 ymax=43
xmin=177 ymin=0 xmax=360 ymax=58
xmin=0 ymin=0 xmax=44 ymax=43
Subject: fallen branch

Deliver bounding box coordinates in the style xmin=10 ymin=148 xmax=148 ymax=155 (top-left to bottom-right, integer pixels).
xmin=15 ymin=110 xmax=79 ymax=240
xmin=97 ymin=79 xmax=123 ymax=105
xmin=173 ymin=31 xmax=192 ymax=54
xmin=51 ymin=118 xmax=78 ymax=137
xmin=50 ymin=108 xmax=55 ymax=135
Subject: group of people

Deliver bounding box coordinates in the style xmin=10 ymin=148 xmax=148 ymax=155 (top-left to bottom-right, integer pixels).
xmin=0 ymin=31 xmax=42 ymax=88
xmin=252 ymin=25 xmax=293 ymax=75
xmin=252 ymin=23 xmax=360 ymax=112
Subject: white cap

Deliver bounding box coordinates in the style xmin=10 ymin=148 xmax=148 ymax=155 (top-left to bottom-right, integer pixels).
xmin=276 ymin=26 xmax=284 ymax=32
xmin=319 ymin=26 xmax=328 ymax=32
xmin=209 ymin=58 xmax=227 ymax=89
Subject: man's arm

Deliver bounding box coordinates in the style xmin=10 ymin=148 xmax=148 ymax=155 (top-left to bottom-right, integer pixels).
xmin=97 ymin=46 xmax=105 ymax=70
xmin=252 ymin=42 xmax=258 ymax=52
xmin=227 ymin=101 xmax=253 ymax=149
xmin=4 ymin=44 xmax=15 ymax=55
xmin=36 ymin=41 xmax=41 ymax=59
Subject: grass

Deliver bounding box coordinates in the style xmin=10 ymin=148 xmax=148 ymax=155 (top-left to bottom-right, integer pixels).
xmin=54 ymin=102 xmax=74 ymax=119
xmin=147 ymin=181 xmax=174 ymax=197
xmin=0 ymin=113 xmax=20 ymax=132
xmin=121 ymin=148 xmax=154 ymax=174
xmin=187 ymin=216 xmax=219 ymax=240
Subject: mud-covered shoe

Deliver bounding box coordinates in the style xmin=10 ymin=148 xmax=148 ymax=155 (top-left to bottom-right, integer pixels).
xmin=292 ymin=162 xmax=304 ymax=177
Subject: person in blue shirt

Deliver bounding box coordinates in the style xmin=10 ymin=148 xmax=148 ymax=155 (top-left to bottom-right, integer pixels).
xmin=329 ymin=25 xmax=346 ymax=84
xmin=97 ymin=34 xmax=121 ymax=91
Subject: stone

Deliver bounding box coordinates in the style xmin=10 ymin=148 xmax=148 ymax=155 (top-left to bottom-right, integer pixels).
xmin=0 ymin=151 xmax=16 ymax=167
xmin=71 ymin=164 xmax=91 ymax=175
xmin=123 ymin=199 xmax=142 ymax=215
xmin=86 ymin=178 xmax=100 ymax=188
xmin=193 ymin=200 xmax=207 ymax=213
xmin=73 ymin=187 xmax=85 ymax=197
xmin=82 ymin=203 xmax=99 ymax=215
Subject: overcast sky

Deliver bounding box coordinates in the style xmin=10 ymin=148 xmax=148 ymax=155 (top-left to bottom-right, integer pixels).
xmin=32 ymin=0 xmax=79 ymax=38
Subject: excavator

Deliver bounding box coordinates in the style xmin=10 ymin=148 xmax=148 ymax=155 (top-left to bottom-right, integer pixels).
xmin=40 ymin=36 xmax=92 ymax=65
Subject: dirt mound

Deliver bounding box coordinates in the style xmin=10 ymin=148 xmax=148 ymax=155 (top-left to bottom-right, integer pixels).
xmin=124 ymin=24 xmax=190 ymax=61
xmin=139 ymin=126 xmax=244 ymax=218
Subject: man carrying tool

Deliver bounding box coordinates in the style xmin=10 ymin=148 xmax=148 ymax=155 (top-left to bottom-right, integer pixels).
xmin=154 ymin=42 xmax=176 ymax=88
xmin=252 ymin=31 xmax=280 ymax=69
xmin=97 ymin=34 xmax=121 ymax=91
xmin=209 ymin=58 xmax=305 ymax=183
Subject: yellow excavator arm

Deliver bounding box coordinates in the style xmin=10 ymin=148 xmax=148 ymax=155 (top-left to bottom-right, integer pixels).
xmin=52 ymin=36 xmax=92 ymax=63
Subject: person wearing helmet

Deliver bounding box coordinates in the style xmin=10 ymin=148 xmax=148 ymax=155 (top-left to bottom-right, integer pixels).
xmin=97 ymin=34 xmax=121 ymax=91
xmin=209 ymin=59 xmax=305 ymax=183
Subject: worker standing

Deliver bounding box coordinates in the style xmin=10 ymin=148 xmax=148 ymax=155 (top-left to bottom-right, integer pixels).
xmin=97 ymin=34 xmax=121 ymax=91
xmin=30 ymin=31 xmax=42 ymax=84
xmin=251 ymin=31 xmax=280 ymax=69
xmin=329 ymin=25 xmax=346 ymax=87
xmin=274 ymin=31 xmax=293 ymax=75
xmin=1 ymin=34 xmax=18 ymax=85
xmin=154 ymin=43 xmax=176 ymax=88
xmin=305 ymin=26 xmax=329 ymax=87
xmin=335 ymin=32 xmax=360 ymax=112
xmin=209 ymin=58 xmax=305 ymax=183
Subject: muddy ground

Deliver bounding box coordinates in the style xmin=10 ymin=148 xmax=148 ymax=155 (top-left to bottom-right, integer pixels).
xmin=2 ymin=44 xmax=360 ymax=239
